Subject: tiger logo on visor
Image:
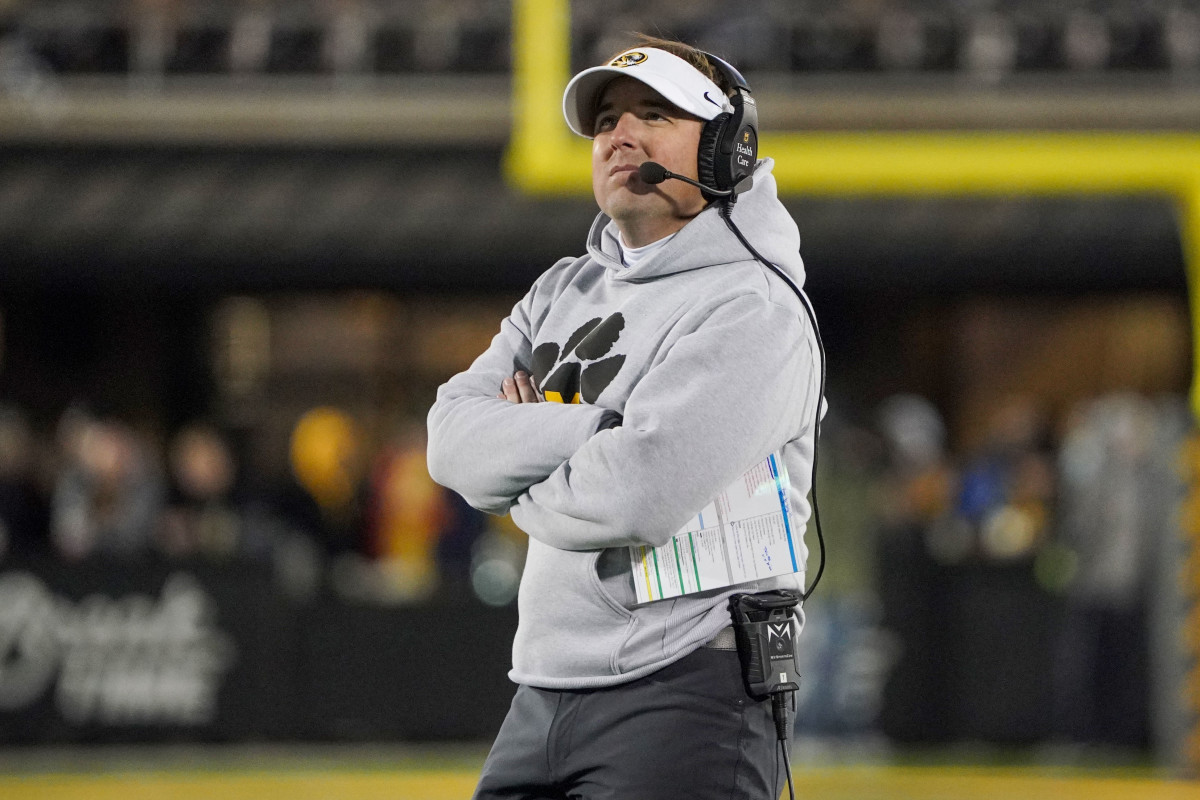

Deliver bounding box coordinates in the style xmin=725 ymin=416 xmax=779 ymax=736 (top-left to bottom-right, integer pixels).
xmin=609 ymin=51 xmax=648 ymax=68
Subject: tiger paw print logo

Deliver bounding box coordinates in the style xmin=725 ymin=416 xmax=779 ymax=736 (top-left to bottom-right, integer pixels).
xmin=531 ymin=313 xmax=626 ymax=404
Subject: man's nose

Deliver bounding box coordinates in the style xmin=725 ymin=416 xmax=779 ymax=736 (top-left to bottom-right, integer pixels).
xmin=609 ymin=113 xmax=638 ymax=149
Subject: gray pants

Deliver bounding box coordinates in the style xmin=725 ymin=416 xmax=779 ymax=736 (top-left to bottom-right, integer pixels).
xmin=472 ymin=646 xmax=791 ymax=800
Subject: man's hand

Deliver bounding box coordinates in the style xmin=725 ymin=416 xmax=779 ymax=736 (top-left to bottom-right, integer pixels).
xmin=498 ymin=371 xmax=541 ymax=403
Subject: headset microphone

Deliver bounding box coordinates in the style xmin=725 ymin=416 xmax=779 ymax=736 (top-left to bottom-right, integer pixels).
xmin=638 ymin=161 xmax=750 ymax=197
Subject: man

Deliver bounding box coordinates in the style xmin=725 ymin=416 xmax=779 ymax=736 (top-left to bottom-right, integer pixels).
xmin=427 ymin=36 xmax=821 ymax=800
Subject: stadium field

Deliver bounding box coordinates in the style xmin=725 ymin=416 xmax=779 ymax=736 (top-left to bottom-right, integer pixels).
xmin=0 ymin=746 xmax=1195 ymax=800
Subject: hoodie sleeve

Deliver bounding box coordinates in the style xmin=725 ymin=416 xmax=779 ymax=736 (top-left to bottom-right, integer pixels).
xmin=426 ymin=284 xmax=622 ymax=516
xmin=509 ymin=291 xmax=818 ymax=550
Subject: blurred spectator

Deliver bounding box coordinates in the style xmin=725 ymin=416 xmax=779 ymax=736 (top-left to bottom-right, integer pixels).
xmin=229 ymin=0 xmax=272 ymax=75
xmin=1166 ymin=6 xmax=1200 ymax=71
xmin=0 ymin=404 xmax=51 ymax=559
xmin=156 ymin=421 xmax=248 ymax=560
xmin=412 ymin=0 xmax=464 ymax=72
xmin=875 ymin=393 xmax=958 ymax=544
xmin=466 ymin=512 xmax=524 ymax=607
xmin=50 ymin=409 xmax=165 ymax=560
xmin=791 ymin=407 xmax=898 ymax=739
xmin=873 ymin=393 xmax=959 ymax=743
xmin=953 ymin=395 xmax=1054 ymax=563
xmin=321 ymin=0 xmax=373 ymax=80
xmin=1049 ymin=392 xmax=1187 ymax=750
xmin=362 ymin=421 xmax=449 ymax=602
xmin=326 ymin=419 xmax=491 ymax=605
xmin=129 ymin=0 xmax=179 ymax=87
xmin=287 ymin=405 xmax=367 ymax=557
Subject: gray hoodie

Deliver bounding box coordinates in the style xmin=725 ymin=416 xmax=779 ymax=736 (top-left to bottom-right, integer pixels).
xmin=427 ymin=159 xmax=821 ymax=689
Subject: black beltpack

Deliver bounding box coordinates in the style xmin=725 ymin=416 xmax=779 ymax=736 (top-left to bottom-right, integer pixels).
xmin=728 ymin=590 xmax=801 ymax=699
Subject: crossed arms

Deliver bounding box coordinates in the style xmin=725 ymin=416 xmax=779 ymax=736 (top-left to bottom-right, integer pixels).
xmin=426 ymin=291 xmax=816 ymax=552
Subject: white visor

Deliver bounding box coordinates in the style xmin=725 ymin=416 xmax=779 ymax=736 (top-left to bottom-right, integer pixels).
xmin=563 ymin=47 xmax=732 ymax=138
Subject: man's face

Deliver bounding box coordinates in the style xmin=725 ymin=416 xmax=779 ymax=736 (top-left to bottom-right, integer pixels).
xmin=590 ymin=77 xmax=707 ymax=248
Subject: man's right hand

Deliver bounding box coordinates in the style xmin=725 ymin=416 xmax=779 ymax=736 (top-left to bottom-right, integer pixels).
xmin=498 ymin=371 xmax=541 ymax=404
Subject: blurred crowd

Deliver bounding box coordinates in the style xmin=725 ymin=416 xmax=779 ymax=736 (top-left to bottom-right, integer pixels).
xmin=0 ymin=387 xmax=1190 ymax=748
xmin=0 ymin=0 xmax=1197 ymax=78
xmin=815 ymin=389 xmax=1190 ymax=748
xmin=0 ymin=389 xmax=1187 ymax=608
xmin=0 ymin=401 xmax=513 ymax=605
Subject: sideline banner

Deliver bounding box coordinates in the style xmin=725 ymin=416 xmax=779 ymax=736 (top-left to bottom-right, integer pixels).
xmin=0 ymin=558 xmax=297 ymax=743
xmin=0 ymin=557 xmax=517 ymax=743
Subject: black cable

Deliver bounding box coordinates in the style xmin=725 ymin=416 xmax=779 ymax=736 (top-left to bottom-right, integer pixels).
xmin=719 ymin=202 xmax=827 ymax=602
xmin=719 ymin=195 xmax=822 ymax=800
xmin=779 ymin=738 xmax=796 ymax=800
xmin=772 ymin=694 xmax=795 ymax=800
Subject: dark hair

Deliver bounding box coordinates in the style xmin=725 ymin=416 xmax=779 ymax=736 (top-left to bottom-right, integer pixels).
xmin=612 ymin=34 xmax=736 ymax=96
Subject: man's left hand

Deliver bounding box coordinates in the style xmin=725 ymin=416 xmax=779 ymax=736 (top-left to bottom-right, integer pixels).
xmin=498 ymin=371 xmax=541 ymax=404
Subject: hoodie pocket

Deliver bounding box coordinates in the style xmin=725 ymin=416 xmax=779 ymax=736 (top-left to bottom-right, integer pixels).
xmin=589 ymin=551 xmax=633 ymax=620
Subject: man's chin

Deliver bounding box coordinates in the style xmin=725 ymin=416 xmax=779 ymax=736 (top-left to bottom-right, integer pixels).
xmin=604 ymin=198 xmax=658 ymax=225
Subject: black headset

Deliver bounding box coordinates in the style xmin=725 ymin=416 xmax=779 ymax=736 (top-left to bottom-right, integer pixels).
xmin=697 ymin=51 xmax=759 ymax=200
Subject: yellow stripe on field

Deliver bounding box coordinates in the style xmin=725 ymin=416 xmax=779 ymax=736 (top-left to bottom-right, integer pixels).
xmin=1 ymin=767 xmax=1196 ymax=800
xmin=795 ymin=767 xmax=1198 ymax=800
xmin=0 ymin=771 xmax=479 ymax=800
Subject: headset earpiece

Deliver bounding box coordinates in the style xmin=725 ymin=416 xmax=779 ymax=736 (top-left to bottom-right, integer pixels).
xmin=698 ymin=112 xmax=730 ymax=202
xmin=697 ymin=51 xmax=759 ymax=199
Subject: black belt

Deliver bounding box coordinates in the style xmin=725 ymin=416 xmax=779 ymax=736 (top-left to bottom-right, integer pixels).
xmin=704 ymin=626 xmax=738 ymax=651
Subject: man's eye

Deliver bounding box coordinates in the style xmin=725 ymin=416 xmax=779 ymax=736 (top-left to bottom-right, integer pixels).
xmin=595 ymin=116 xmax=616 ymax=133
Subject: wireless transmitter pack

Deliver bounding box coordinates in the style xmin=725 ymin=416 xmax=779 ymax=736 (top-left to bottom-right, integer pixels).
xmin=729 ymin=590 xmax=801 ymax=699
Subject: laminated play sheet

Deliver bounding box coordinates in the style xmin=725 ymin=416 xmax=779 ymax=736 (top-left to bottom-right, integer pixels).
xmin=629 ymin=452 xmax=799 ymax=604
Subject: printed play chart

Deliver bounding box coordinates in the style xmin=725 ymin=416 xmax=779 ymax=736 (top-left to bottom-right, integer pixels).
xmin=629 ymin=453 xmax=799 ymax=603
